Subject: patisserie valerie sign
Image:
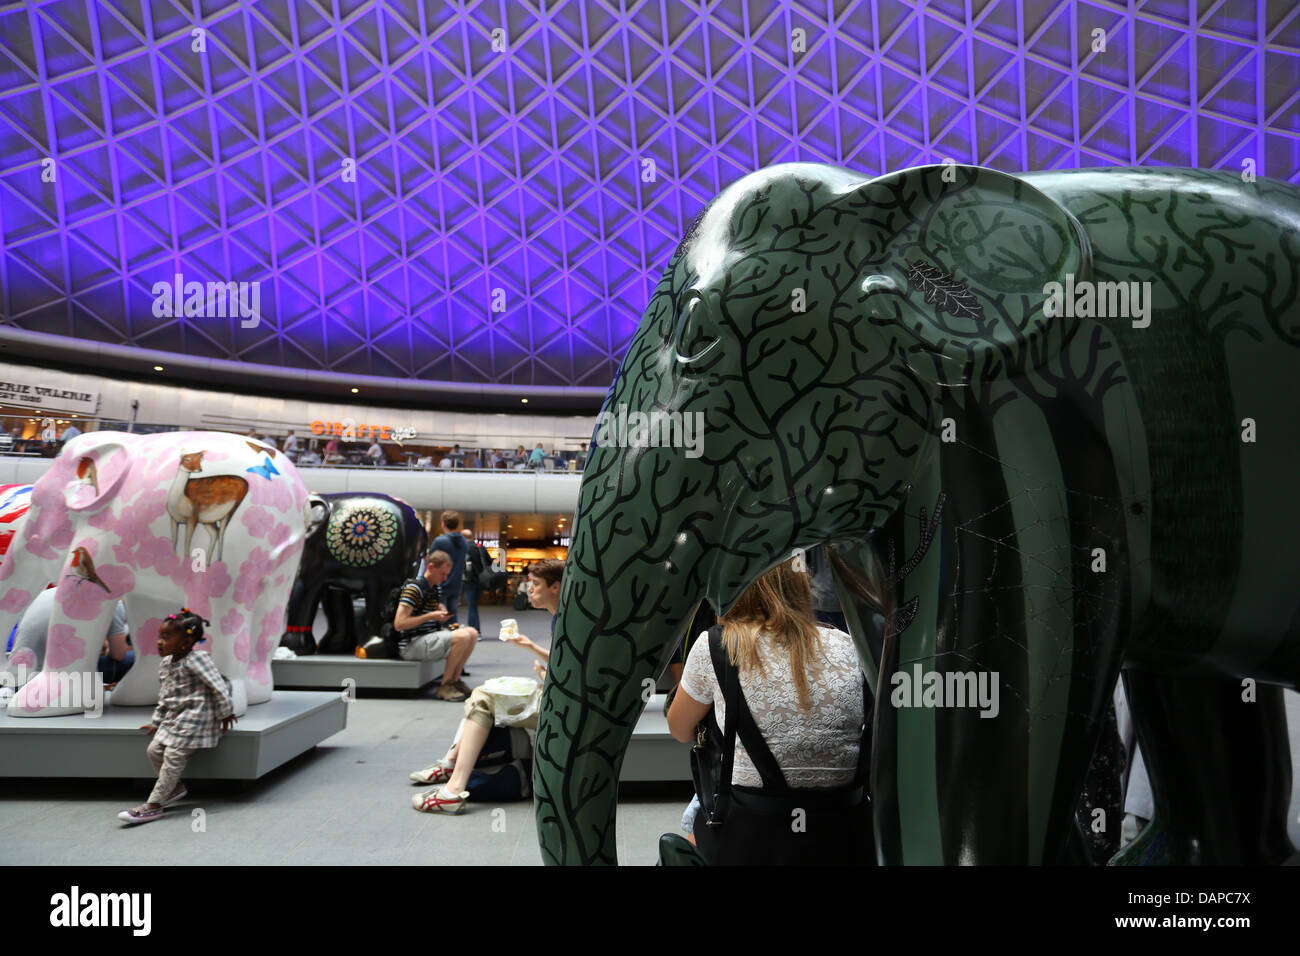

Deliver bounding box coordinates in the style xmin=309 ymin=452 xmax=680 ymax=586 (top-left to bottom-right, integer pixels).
xmin=0 ymin=381 xmax=99 ymax=414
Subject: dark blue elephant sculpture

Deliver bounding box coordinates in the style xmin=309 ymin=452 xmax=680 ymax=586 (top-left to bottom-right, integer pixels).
xmin=281 ymin=492 xmax=426 ymax=655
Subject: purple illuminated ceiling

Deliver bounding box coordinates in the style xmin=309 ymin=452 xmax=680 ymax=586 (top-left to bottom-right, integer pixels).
xmin=0 ymin=1 xmax=1297 ymax=389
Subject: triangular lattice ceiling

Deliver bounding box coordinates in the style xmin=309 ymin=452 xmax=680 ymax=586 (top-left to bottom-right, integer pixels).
xmin=1 ymin=0 xmax=1297 ymax=387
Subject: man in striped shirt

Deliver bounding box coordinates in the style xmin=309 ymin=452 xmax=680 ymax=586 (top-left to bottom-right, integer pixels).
xmin=395 ymin=549 xmax=478 ymax=701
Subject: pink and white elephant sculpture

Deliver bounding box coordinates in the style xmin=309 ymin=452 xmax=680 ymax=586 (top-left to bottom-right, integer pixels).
xmin=0 ymin=431 xmax=309 ymax=717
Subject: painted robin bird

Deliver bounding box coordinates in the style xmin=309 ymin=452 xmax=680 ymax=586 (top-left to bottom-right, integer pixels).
xmin=68 ymin=546 xmax=111 ymax=593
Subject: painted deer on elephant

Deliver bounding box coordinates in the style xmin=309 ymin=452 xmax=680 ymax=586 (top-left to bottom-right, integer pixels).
xmin=167 ymin=450 xmax=250 ymax=565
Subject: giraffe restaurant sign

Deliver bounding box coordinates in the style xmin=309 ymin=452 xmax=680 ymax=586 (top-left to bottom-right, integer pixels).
xmin=310 ymin=420 xmax=418 ymax=444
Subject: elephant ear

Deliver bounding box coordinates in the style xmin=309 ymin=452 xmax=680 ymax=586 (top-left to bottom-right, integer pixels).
xmin=855 ymin=164 xmax=1091 ymax=381
xmin=60 ymin=433 xmax=131 ymax=512
xmin=305 ymin=494 xmax=331 ymax=537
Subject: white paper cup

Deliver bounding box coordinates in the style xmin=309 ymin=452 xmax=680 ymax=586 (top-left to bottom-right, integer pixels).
xmin=499 ymin=618 xmax=518 ymax=641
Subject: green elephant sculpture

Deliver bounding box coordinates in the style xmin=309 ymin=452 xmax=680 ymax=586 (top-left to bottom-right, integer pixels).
xmin=534 ymin=163 xmax=1300 ymax=865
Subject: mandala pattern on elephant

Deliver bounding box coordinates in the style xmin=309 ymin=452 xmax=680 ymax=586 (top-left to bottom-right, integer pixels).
xmin=326 ymin=506 xmax=398 ymax=567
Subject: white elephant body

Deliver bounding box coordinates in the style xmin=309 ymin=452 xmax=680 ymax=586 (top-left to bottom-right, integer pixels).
xmin=0 ymin=432 xmax=308 ymax=717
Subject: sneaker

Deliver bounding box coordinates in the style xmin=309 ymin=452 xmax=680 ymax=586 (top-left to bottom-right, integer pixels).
xmin=449 ymin=679 xmax=473 ymax=697
xmin=434 ymin=683 xmax=469 ymax=702
xmin=161 ymin=785 xmax=188 ymax=807
xmin=117 ymin=805 xmax=163 ymax=825
xmin=412 ymin=786 xmax=468 ymax=814
xmin=410 ymin=760 xmax=453 ymax=785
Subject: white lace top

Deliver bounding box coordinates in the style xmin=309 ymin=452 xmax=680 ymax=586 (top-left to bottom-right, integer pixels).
xmin=680 ymin=625 xmax=865 ymax=789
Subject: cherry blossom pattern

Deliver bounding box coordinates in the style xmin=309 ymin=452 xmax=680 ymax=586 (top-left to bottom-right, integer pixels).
xmin=135 ymin=617 xmax=163 ymax=658
xmin=233 ymin=547 xmax=273 ymax=606
xmin=0 ymin=587 xmax=31 ymax=613
xmin=45 ymin=624 xmax=88 ymax=670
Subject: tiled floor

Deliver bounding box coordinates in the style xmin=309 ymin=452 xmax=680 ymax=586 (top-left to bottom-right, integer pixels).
xmin=2 ymin=603 xmax=1298 ymax=864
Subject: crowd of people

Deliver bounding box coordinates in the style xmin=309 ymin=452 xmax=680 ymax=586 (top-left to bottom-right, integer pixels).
xmin=244 ymin=428 xmax=588 ymax=472
xmin=0 ymin=420 xmax=591 ymax=473
xmin=7 ymin=420 xmax=875 ymax=862
xmin=98 ymin=505 xmax=879 ymax=864
xmin=3 ymin=418 xmax=81 ymax=456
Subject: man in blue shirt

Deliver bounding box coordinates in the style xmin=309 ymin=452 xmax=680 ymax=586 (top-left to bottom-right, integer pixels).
xmin=430 ymin=509 xmax=469 ymax=623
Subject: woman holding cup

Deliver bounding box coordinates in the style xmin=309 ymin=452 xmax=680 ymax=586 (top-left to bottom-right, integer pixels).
xmin=410 ymin=559 xmax=563 ymax=814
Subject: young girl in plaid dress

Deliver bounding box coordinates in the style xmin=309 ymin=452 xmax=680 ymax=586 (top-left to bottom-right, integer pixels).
xmin=118 ymin=610 xmax=237 ymax=825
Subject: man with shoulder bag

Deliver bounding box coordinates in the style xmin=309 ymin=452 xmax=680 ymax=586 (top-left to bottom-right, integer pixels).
xmin=393 ymin=549 xmax=479 ymax=701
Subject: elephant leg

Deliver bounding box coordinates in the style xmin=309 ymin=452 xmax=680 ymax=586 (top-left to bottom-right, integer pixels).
xmin=282 ymin=577 xmax=323 ymax=655
xmin=245 ymin=586 xmax=287 ymax=705
xmin=4 ymin=589 xmax=56 ymax=685
xmin=362 ymin=576 xmax=385 ymax=643
xmin=1113 ymin=669 xmax=1295 ymax=865
xmin=10 ymin=582 xmax=115 ymax=717
xmin=110 ymin=593 xmax=176 ymax=706
xmin=1071 ymin=696 xmax=1125 ymax=864
xmin=206 ymin=595 xmax=248 ymax=717
xmin=871 ymin=461 xmax=1126 ymax=864
xmin=319 ymin=588 xmax=353 ymax=654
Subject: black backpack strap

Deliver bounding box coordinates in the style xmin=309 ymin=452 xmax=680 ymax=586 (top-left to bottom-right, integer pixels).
xmin=707 ymin=625 xmax=788 ymax=792
xmin=705 ymin=626 xmax=737 ymax=821
xmin=853 ymin=674 xmax=871 ymax=788
xmin=729 ymin=672 xmax=788 ymax=789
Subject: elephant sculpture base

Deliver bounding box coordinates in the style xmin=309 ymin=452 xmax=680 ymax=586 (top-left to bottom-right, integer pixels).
xmin=0 ymin=687 xmax=348 ymax=779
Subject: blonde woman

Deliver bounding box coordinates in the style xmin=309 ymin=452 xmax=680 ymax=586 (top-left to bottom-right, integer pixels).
xmin=667 ymin=558 xmax=872 ymax=864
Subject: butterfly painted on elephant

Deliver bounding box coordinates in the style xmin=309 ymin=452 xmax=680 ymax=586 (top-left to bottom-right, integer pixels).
xmin=247 ymin=457 xmax=280 ymax=480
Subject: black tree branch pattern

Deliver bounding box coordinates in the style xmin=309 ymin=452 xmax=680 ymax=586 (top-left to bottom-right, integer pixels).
xmin=535 ymin=163 xmax=1300 ymax=866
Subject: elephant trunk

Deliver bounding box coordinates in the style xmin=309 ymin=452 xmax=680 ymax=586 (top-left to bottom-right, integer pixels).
xmin=534 ymin=460 xmax=706 ymax=865
xmin=0 ymin=516 xmax=64 ymax=673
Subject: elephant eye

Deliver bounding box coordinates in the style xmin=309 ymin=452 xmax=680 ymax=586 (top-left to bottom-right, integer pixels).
xmin=673 ymin=291 xmax=719 ymax=364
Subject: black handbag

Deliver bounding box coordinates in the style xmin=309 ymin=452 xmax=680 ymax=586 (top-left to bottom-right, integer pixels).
xmin=690 ymin=625 xmax=876 ymax=866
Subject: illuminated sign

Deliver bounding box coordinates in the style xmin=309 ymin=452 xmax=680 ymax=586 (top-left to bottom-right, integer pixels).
xmin=0 ymin=382 xmax=99 ymax=414
xmin=310 ymin=419 xmax=419 ymax=444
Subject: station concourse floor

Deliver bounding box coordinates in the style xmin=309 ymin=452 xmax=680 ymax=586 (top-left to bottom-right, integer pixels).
xmin=0 ymin=605 xmax=691 ymax=866
xmin=2 ymin=604 xmax=1299 ymax=865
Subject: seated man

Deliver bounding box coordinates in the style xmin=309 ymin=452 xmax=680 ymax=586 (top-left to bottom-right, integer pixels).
xmin=394 ymin=549 xmax=478 ymax=701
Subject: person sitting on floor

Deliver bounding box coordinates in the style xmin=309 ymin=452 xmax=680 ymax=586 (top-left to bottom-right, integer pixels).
xmin=409 ymin=558 xmax=563 ymax=814
xmin=394 ymin=549 xmax=478 ymax=701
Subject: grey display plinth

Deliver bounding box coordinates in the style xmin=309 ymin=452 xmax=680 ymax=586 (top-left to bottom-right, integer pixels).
xmin=621 ymin=693 xmax=691 ymax=782
xmin=272 ymin=655 xmax=442 ymax=690
xmin=0 ymin=691 xmax=346 ymax=780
